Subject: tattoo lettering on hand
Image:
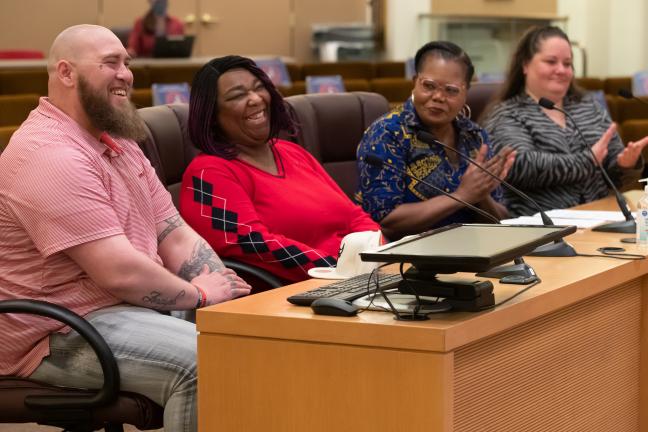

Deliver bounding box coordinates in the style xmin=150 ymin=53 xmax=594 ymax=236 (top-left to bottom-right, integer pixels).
xmin=177 ymin=241 xmax=224 ymax=281
xmin=142 ymin=290 xmax=185 ymax=306
xmin=157 ymin=214 xmax=186 ymax=244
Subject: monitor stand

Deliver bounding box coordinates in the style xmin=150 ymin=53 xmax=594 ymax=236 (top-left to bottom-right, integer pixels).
xmin=397 ymin=267 xmax=495 ymax=312
xmin=476 ymin=257 xmax=536 ymax=279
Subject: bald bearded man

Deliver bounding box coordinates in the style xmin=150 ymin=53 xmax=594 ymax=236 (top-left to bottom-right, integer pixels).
xmin=0 ymin=24 xmax=251 ymax=432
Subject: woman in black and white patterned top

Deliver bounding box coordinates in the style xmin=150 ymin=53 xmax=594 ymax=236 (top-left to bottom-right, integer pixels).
xmin=484 ymin=26 xmax=648 ymax=216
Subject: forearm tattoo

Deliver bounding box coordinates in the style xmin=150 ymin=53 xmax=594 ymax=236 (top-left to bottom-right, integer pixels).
xmin=177 ymin=241 xmax=224 ymax=281
xmin=157 ymin=214 xmax=185 ymax=244
xmin=142 ymin=290 xmax=186 ymax=307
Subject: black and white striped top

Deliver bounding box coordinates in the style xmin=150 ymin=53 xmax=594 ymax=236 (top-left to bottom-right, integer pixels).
xmin=483 ymin=93 xmax=642 ymax=216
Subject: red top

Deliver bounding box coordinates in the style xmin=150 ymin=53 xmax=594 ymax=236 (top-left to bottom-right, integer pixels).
xmin=127 ymin=15 xmax=185 ymax=57
xmin=179 ymin=140 xmax=379 ymax=284
xmin=0 ymin=98 xmax=177 ymax=376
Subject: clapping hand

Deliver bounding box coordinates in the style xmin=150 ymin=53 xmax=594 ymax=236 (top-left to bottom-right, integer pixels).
xmin=591 ymin=123 xmax=616 ymax=165
xmin=454 ymin=145 xmax=516 ymax=204
xmin=617 ymin=135 xmax=648 ymax=168
xmin=483 ymin=145 xmax=516 ymax=181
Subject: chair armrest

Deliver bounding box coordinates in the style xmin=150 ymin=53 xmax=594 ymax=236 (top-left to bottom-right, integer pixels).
xmin=0 ymin=299 xmax=119 ymax=410
xmin=222 ymin=259 xmax=283 ymax=289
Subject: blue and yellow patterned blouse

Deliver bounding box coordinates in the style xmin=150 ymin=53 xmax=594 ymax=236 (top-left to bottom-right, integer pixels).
xmin=356 ymin=97 xmax=503 ymax=229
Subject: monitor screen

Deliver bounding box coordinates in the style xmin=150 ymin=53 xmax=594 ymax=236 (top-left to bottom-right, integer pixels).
xmin=360 ymin=224 xmax=576 ymax=273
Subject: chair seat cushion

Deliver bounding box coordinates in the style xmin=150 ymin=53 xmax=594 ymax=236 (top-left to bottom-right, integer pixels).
xmin=0 ymin=377 xmax=163 ymax=429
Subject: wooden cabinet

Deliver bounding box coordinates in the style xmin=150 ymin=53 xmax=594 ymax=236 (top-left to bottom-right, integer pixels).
xmin=191 ymin=0 xmax=292 ymax=57
xmin=431 ymin=0 xmax=558 ymax=18
xmin=183 ymin=0 xmax=367 ymax=60
xmin=0 ymin=0 xmax=367 ymax=61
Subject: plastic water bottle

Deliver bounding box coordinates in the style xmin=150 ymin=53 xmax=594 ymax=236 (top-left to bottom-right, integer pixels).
xmin=636 ymin=178 xmax=648 ymax=250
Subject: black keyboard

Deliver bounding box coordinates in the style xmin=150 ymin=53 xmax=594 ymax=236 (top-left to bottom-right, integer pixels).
xmin=287 ymin=272 xmax=403 ymax=306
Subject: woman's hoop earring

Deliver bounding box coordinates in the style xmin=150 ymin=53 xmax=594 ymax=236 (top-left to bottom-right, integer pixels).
xmin=411 ymin=92 xmax=415 ymax=104
xmin=457 ymin=104 xmax=472 ymax=120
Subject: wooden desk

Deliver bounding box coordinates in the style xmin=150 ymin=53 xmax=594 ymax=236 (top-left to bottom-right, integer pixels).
xmin=197 ymin=195 xmax=648 ymax=432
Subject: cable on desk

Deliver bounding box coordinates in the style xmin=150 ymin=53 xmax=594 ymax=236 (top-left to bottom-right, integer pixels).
xmin=363 ymin=263 xmax=430 ymax=320
xmin=398 ymin=262 xmax=423 ymax=316
xmin=355 ymin=263 xmax=391 ymax=315
xmin=575 ymin=250 xmax=644 ymax=260
xmin=495 ymin=244 xmax=643 ymax=307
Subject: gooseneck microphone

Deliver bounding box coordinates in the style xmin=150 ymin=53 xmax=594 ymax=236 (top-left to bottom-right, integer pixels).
xmin=415 ymin=130 xmax=577 ymax=258
xmin=416 ymin=130 xmax=556 ymax=224
xmin=538 ymin=97 xmax=635 ymax=233
xmin=364 ymin=153 xmax=536 ymax=278
xmin=618 ymin=88 xmax=648 ymax=106
xmin=364 ymin=153 xmax=499 ymax=224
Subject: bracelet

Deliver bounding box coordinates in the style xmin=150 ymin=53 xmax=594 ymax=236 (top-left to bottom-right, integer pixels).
xmin=194 ymin=284 xmax=207 ymax=309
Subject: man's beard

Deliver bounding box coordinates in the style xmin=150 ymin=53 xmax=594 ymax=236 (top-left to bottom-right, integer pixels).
xmin=78 ymin=76 xmax=148 ymax=142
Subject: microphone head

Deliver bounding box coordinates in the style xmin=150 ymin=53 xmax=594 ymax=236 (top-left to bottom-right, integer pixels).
xmin=618 ymin=88 xmax=633 ymax=99
xmin=415 ymin=130 xmax=443 ymax=147
xmin=538 ymin=97 xmax=555 ymax=109
xmin=415 ymin=130 xmax=432 ymax=141
xmin=364 ymin=153 xmax=384 ymax=167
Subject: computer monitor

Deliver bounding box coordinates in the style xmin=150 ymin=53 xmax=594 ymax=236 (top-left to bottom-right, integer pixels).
xmin=152 ymin=35 xmax=195 ymax=58
xmin=360 ymin=223 xmax=576 ymax=274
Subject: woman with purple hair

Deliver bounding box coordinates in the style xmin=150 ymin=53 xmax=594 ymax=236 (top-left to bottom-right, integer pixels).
xmin=179 ymin=56 xmax=379 ymax=286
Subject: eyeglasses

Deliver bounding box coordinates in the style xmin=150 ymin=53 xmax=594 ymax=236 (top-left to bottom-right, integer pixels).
xmin=417 ymin=77 xmax=464 ymax=98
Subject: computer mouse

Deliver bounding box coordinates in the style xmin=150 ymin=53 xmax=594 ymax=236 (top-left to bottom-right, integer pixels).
xmin=310 ymin=298 xmax=359 ymax=317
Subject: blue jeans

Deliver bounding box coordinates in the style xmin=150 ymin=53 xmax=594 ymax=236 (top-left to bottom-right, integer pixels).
xmin=29 ymin=304 xmax=197 ymax=432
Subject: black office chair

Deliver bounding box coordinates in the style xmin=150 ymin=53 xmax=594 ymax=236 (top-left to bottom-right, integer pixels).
xmin=110 ymin=26 xmax=131 ymax=49
xmin=283 ymin=91 xmax=390 ymax=198
xmin=0 ymin=299 xmax=163 ymax=432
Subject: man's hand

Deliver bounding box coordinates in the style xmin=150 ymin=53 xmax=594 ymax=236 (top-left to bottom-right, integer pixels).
xmin=192 ymin=265 xmax=251 ymax=306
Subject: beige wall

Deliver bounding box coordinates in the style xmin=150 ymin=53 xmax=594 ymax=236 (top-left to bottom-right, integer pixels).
xmin=558 ymin=0 xmax=648 ymax=78
xmin=0 ymin=0 xmax=100 ymax=56
xmin=385 ymin=0 xmax=431 ymax=61
xmin=606 ymin=0 xmax=648 ymax=77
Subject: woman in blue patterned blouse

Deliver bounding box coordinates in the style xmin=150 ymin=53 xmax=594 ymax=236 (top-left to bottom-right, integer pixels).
xmin=356 ymin=41 xmax=515 ymax=240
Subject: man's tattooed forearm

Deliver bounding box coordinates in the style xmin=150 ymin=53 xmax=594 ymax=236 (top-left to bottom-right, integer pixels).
xmin=177 ymin=241 xmax=224 ymax=281
xmin=142 ymin=290 xmax=186 ymax=306
xmin=157 ymin=214 xmax=186 ymax=244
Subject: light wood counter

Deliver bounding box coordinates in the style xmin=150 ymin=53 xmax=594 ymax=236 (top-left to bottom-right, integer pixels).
xmin=197 ymin=195 xmax=648 ymax=432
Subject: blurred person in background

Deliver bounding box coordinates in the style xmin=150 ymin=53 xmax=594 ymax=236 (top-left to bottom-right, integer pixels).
xmin=127 ymin=0 xmax=184 ymax=57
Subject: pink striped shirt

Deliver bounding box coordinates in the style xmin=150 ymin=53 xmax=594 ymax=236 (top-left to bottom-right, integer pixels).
xmin=0 ymin=97 xmax=177 ymax=376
